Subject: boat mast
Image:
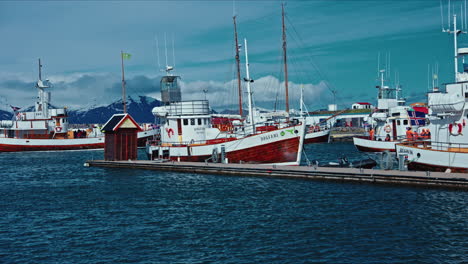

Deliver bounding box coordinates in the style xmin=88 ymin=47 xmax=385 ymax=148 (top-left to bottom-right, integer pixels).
xmin=121 ymin=51 xmax=127 ymax=114
xmin=282 ymin=3 xmax=290 ymax=122
xmin=453 ymin=14 xmax=459 ymax=81
xmin=38 ymin=58 xmax=42 ymax=81
xmin=300 ymin=84 xmax=303 ymax=118
xmin=244 ymin=38 xmax=255 ymax=132
xmin=233 ymin=15 xmax=243 ymax=116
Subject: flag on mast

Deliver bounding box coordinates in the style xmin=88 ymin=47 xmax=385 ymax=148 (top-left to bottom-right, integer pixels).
xmin=122 ymin=52 xmax=132 ymax=60
xmin=10 ymin=105 xmax=21 ymax=111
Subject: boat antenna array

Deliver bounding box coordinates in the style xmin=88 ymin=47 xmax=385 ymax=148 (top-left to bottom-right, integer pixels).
xmin=155 ymin=32 xmax=176 ymax=75
xmin=441 ymin=0 xmax=468 ymax=81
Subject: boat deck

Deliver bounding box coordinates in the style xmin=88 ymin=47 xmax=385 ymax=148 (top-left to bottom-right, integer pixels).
xmin=85 ymin=160 xmax=468 ymax=190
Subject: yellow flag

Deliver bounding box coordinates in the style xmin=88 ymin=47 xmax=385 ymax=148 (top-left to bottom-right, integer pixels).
xmin=122 ymin=53 xmax=131 ymax=60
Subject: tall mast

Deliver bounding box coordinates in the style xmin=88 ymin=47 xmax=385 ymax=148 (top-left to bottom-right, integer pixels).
xmin=121 ymin=51 xmax=127 ymax=114
xmin=233 ymin=15 xmax=243 ymax=116
xmin=299 ymin=84 xmax=304 ymax=118
xmin=453 ymin=14 xmax=459 ymax=81
xmin=282 ymin=3 xmax=290 ymax=122
xmin=244 ymin=38 xmax=255 ymax=132
xmin=38 ymin=58 xmax=42 ymax=81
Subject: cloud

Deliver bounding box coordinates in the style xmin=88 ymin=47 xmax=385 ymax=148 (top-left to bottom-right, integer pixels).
xmin=0 ymin=73 xmax=161 ymax=109
xmin=179 ymin=75 xmax=328 ymax=111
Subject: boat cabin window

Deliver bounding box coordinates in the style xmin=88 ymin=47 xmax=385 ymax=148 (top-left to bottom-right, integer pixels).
xmin=190 ymin=119 xmax=195 ymax=126
xmin=403 ymin=120 xmax=408 ymax=125
xmin=183 ymin=119 xmax=188 ymax=126
xmin=397 ymin=120 xmax=401 ymax=126
xmin=198 ymin=118 xmax=202 ymax=125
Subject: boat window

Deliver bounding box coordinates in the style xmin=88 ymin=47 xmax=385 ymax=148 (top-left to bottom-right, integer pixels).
xmin=198 ymin=118 xmax=202 ymax=125
xmin=190 ymin=119 xmax=195 ymax=125
xmin=465 ymin=92 xmax=468 ymax=98
xmin=183 ymin=119 xmax=188 ymax=126
xmin=403 ymin=120 xmax=408 ymax=125
xmin=397 ymin=120 xmax=401 ymax=125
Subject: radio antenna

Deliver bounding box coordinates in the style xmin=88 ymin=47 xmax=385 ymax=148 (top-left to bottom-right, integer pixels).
xmin=164 ymin=32 xmax=168 ymax=69
xmin=155 ymin=35 xmax=161 ymax=70
xmin=172 ymin=33 xmax=176 ymax=68
xmin=441 ymin=0 xmax=445 ymax=30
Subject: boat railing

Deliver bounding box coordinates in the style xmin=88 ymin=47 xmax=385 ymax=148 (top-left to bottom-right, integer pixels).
xmin=165 ymin=100 xmax=210 ymax=116
xmin=398 ymin=140 xmax=468 ymax=152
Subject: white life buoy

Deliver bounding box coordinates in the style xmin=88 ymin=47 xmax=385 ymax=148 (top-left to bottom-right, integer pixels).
xmin=55 ymin=126 xmax=62 ymax=132
xmin=449 ymin=123 xmax=463 ymax=136
xmin=384 ymin=125 xmax=391 ymax=133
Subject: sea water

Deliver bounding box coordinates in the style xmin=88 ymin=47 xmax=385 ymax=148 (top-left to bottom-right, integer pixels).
xmin=0 ymin=143 xmax=467 ymax=263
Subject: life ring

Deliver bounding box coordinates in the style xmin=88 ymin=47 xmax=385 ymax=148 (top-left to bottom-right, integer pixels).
xmin=55 ymin=126 xmax=62 ymax=132
xmin=449 ymin=123 xmax=463 ymax=136
xmin=384 ymin=125 xmax=391 ymax=133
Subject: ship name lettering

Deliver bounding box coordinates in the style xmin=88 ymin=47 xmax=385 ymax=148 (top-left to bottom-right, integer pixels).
xmin=261 ymin=133 xmax=279 ymax=141
xmin=398 ymin=149 xmax=413 ymax=155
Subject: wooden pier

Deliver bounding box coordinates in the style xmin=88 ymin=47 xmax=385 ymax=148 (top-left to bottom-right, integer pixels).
xmin=85 ymin=160 xmax=468 ymax=190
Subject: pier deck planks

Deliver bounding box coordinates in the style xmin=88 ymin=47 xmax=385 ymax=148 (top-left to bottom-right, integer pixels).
xmin=85 ymin=160 xmax=468 ymax=190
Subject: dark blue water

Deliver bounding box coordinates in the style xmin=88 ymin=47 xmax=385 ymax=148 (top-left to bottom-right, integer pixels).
xmin=1 ymin=143 xmax=467 ymax=263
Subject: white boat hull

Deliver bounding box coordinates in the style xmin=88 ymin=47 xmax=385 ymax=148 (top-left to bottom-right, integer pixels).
xmin=353 ymin=136 xmax=397 ymax=152
xmin=396 ymin=143 xmax=468 ymax=173
xmin=0 ymin=129 xmax=158 ymax=152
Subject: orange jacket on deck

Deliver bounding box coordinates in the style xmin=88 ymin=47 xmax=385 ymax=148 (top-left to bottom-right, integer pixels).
xmin=406 ymin=130 xmax=413 ymax=140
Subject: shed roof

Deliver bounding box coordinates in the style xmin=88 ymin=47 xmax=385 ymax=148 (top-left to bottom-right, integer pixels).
xmin=101 ymin=114 xmax=142 ymax=132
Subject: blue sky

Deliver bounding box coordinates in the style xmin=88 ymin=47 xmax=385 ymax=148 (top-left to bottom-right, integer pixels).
xmin=0 ymin=0 xmax=460 ymax=112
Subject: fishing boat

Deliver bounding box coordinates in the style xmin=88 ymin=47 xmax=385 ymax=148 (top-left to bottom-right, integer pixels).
xmin=353 ymin=66 xmax=429 ymax=152
xmin=146 ymin=39 xmax=305 ymax=165
xmin=224 ymin=9 xmax=330 ymax=145
xmin=396 ymin=14 xmax=468 ymax=173
xmin=0 ymin=59 xmax=157 ymax=152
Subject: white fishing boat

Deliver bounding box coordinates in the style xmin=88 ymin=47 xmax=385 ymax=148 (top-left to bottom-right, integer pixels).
xmin=353 ymin=66 xmax=429 ymax=152
xmin=146 ymin=39 xmax=305 ymax=165
xmin=0 ymin=59 xmax=157 ymax=152
xmin=396 ymin=14 xmax=468 ymax=173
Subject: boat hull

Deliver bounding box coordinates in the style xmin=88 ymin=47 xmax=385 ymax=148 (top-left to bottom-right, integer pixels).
xmin=396 ymin=143 xmax=468 ymax=173
xmin=353 ymin=136 xmax=397 ymax=152
xmin=147 ymin=124 xmax=305 ymax=165
xmin=0 ymin=130 xmax=157 ymax=152
xmin=304 ymin=130 xmax=330 ymax=144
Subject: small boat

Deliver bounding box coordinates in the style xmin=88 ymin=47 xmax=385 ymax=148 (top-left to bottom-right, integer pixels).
xmin=314 ymin=156 xmax=377 ymax=169
xmin=0 ymin=59 xmax=157 ymax=152
xmin=353 ymin=65 xmax=429 ymax=152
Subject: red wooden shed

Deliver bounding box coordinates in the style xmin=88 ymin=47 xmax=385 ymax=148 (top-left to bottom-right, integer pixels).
xmin=102 ymin=114 xmax=142 ymax=161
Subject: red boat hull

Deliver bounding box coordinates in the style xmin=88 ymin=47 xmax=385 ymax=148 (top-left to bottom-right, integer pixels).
xmin=304 ymin=133 xmax=329 ymax=144
xmin=0 ymin=142 xmax=105 ymax=152
xmin=355 ymin=145 xmax=396 ymax=152
xmin=407 ymin=161 xmax=468 ymax=173
xmin=165 ymin=137 xmax=300 ymax=164
xmin=0 ymin=134 xmax=154 ymax=152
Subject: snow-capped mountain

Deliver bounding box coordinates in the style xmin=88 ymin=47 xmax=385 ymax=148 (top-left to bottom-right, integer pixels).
xmin=0 ymin=96 xmax=161 ymax=124
xmin=68 ymin=95 xmax=161 ymax=124
xmin=0 ymin=110 xmax=11 ymax=120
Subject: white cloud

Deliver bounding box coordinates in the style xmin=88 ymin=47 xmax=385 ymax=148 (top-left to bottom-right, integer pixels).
xmin=179 ymin=75 xmax=328 ymax=110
